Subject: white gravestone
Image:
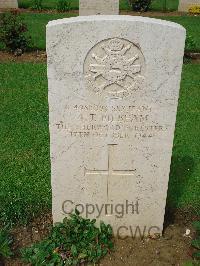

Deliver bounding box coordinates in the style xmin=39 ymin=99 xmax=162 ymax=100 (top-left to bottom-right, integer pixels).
xmin=47 ymin=16 xmax=185 ymax=237
xmin=79 ymin=0 xmax=119 ymax=15
xmin=0 ymin=0 xmax=18 ymax=8
xmin=178 ymin=0 xmax=200 ymax=11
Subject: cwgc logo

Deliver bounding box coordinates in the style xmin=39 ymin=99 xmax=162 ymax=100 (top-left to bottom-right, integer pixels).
xmin=84 ymin=38 xmax=145 ymax=99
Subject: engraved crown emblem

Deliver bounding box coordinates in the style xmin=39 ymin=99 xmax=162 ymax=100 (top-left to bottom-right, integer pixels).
xmin=106 ymin=38 xmax=124 ymax=51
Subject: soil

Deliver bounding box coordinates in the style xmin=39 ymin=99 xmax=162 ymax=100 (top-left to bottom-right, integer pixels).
xmin=3 ymin=210 xmax=199 ymax=266
xmin=0 ymin=51 xmax=47 ymax=63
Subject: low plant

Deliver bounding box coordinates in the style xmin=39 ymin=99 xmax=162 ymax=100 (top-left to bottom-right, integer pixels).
xmin=128 ymin=0 xmax=152 ymax=12
xmin=184 ymin=221 xmax=200 ymax=265
xmin=191 ymin=221 xmax=200 ymax=260
xmin=21 ymin=210 xmax=114 ymax=265
xmin=185 ymin=34 xmax=197 ymax=52
xmin=32 ymin=0 xmax=43 ymax=10
xmin=0 ymin=227 xmax=13 ymax=262
xmin=57 ymin=0 xmax=71 ymax=12
xmin=0 ymin=11 xmax=31 ymax=54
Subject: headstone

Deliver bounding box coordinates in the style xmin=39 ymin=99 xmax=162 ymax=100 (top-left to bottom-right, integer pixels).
xmin=47 ymin=16 xmax=185 ymax=237
xmin=79 ymin=0 xmax=119 ymax=15
xmin=178 ymin=0 xmax=200 ymax=11
xmin=0 ymin=0 xmax=18 ymax=8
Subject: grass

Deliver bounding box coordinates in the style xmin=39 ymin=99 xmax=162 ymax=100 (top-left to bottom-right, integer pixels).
xmin=0 ymin=63 xmax=51 ymax=225
xmin=151 ymin=0 xmax=179 ymax=11
xmin=0 ymin=227 xmax=13 ymax=259
xmin=14 ymin=13 xmax=200 ymax=51
xmin=22 ymin=13 xmax=74 ymax=50
xmin=0 ymin=62 xmax=199 ymax=225
xmin=159 ymin=16 xmax=200 ymax=52
xmin=19 ymin=0 xmax=79 ymax=10
xmin=167 ymin=63 xmax=200 ymax=211
xmin=18 ymin=0 xmax=179 ymax=11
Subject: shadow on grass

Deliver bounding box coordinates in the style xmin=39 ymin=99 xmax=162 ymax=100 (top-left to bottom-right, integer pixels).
xmin=164 ymin=155 xmax=195 ymax=228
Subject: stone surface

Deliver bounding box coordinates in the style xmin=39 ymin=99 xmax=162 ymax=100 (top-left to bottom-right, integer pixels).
xmin=79 ymin=0 xmax=119 ymax=15
xmin=47 ymin=16 xmax=185 ymax=237
xmin=178 ymin=0 xmax=200 ymax=11
xmin=0 ymin=0 xmax=18 ymax=8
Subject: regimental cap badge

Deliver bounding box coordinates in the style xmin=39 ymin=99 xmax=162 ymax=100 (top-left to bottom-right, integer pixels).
xmin=84 ymin=38 xmax=145 ymax=99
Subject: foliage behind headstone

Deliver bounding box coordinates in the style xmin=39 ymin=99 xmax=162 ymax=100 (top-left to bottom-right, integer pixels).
xmin=57 ymin=0 xmax=71 ymax=12
xmin=128 ymin=0 xmax=152 ymax=11
xmin=32 ymin=0 xmax=43 ymax=10
xmin=0 ymin=11 xmax=31 ymax=54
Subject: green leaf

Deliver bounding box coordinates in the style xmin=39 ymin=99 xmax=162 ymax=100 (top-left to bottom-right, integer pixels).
xmin=21 ymin=211 xmax=114 ymax=265
xmin=97 ymin=246 xmax=102 ymax=257
xmin=71 ymin=244 xmax=77 ymax=257
xmin=75 ymin=208 xmax=80 ymax=215
xmin=193 ymin=221 xmax=200 ymax=232
xmin=192 ymin=239 xmax=200 ymax=249
xmin=72 ymin=258 xmax=78 ymax=265
xmin=0 ymin=227 xmax=13 ymax=259
xmin=193 ymin=250 xmax=200 ymax=259
xmin=78 ymin=252 xmax=87 ymax=259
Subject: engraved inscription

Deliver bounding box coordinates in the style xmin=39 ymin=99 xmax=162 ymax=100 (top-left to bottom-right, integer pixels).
xmin=85 ymin=144 xmax=136 ymax=201
xmin=55 ymin=104 xmax=167 ymax=140
xmin=84 ymin=38 xmax=145 ymax=98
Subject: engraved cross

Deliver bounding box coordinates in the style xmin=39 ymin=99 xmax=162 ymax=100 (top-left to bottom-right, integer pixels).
xmin=84 ymin=144 xmax=136 ymax=201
